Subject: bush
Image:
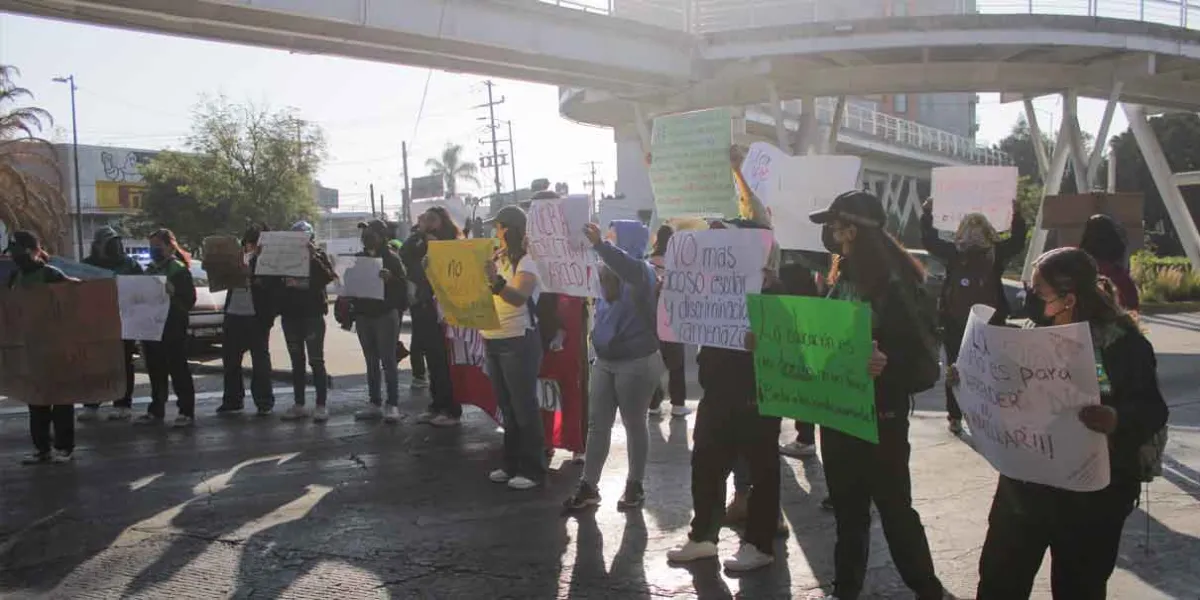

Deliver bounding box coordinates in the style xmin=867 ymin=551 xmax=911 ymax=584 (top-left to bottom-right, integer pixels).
xmin=1131 ymin=251 xmax=1200 ymax=302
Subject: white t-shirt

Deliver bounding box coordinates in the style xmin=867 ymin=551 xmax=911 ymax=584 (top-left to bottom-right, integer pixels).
xmin=480 ymin=254 xmax=540 ymax=340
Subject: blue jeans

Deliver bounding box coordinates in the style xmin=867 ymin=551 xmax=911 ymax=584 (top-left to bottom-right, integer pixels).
xmin=355 ymin=310 xmax=401 ymax=406
xmin=484 ymin=328 xmax=546 ymax=482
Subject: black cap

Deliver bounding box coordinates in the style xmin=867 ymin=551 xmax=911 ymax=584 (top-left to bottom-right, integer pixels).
xmin=484 ymin=205 xmax=527 ymax=229
xmin=9 ymin=230 xmax=40 ymax=251
xmin=357 ymin=218 xmax=390 ymax=236
xmin=809 ymin=190 xmax=887 ymax=229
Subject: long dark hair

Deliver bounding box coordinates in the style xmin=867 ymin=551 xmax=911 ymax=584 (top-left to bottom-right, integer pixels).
xmin=424 ymin=206 xmax=461 ymax=241
xmin=502 ymin=223 xmax=527 ymax=273
xmin=150 ymin=228 xmax=192 ymax=268
xmin=1079 ymin=214 xmax=1127 ymax=264
xmin=1036 ymin=247 xmax=1137 ymax=332
xmin=652 ymin=225 xmax=673 ymax=258
xmin=828 ymin=225 xmax=924 ymax=300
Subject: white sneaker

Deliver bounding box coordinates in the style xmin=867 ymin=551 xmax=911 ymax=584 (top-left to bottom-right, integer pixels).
xmin=21 ymin=452 xmax=51 ymax=465
xmin=430 ymin=414 xmax=460 ymax=428
xmin=667 ymin=540 xmax=718 ymax=563
xmin=355 ymin=405 xmax=383 ymax=421
xmin=723 ymin=543 xmax=774 ymax=572
xmin=410 ymin=376 xmax=429 ymax=389
xmin=132 ymin=414 xmax=162 ymax=426
xmin=172 ymin=415 xmax=195 ymax=429
xmin=489 ymin=469 xmax=512 ymax=483
xmin=51 ymin=449 xmax=74 ymax=464
xmin=570 ymin=452 xmax=585 ymax=465
xmin=312 ymin=406 xmax=329 ymax=422
xmin=647 ymin=405 xmax=663 ymax=417
xmin=780 ymin=441 xmax=818 ymax=458
xmin=383 ymin=405 xmax=400 ymax=423
xmin=671 ymin=405 xmax=693 ymax=418
xmin=507 ymin=476 xmax=538 ymax=491
xmin=77 ymin=407 xmax=100 ymax=422
xmin=107 ymin=407 xmax=132 ymax=421
xmin=416 ymin=410 xmax=437 ymax=424
xmin=280 ymin=405 xmax=310 ymax=421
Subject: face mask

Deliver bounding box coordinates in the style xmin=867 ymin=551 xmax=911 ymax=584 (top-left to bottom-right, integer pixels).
xmin=821 ymin=225 xmax=840 ymax=254
xmin=150 ymin=246 xmax=167 ymax=262
xmin=1022 ymin=285 xmax=1068 ymax=326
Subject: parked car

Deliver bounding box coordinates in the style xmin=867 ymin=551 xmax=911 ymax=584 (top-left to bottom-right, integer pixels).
xmin=907 ymin=249 xmax=1027 ymax=320
xmin=188 ymin=265 xmax=226 ymax=346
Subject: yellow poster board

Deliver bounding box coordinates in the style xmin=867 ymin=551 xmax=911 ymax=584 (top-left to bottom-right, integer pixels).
xmin=426 ymin=239 xmax=499 ymax=330
xmin=95 ymin=181 xmax=147 ymax=212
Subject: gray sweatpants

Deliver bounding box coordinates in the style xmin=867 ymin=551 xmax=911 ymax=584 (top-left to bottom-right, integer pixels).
xmin=582 ymin=351 xmax=666 ymax=486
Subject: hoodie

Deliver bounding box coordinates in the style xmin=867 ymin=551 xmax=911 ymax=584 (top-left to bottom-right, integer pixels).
xmin=83 ymin=227 xmax=143 ymax=275
xmin=590 ymin=220 xmax=659 ymax=361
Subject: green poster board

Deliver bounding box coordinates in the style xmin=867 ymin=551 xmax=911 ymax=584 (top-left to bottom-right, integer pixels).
xmin=649 ymin=108 xmax=736 ymax=219
xmin=747 ymin=294 xmax=878 ymax=443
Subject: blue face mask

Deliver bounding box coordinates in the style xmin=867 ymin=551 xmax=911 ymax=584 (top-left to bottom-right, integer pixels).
xmin=150 ymin=246 xmax=167 ymax=262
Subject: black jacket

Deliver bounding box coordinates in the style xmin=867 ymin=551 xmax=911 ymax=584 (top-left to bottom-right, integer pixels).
xmin=696 ymin=282 xmax=783 ymax=412
xmin=275 ymin=249 xmax=336 ymax=319
xmin=224 ymin=255 xmax=279 ymax=323
xmin=399 ymin=232 xmax=435 ymax=307
xmin=1097 ymin=323 xmax=1169 ymax=485
xmin=349 ymin=247 xmax=408 ymax=318
xmin=83 ymin=254 xmax=143 ymax=276
xmin=920 ymin=208 xmax=1026 ymax=323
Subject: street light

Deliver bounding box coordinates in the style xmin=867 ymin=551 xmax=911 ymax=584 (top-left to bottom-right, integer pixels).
xmin=52 ymin=75 xmax=82 ymax=259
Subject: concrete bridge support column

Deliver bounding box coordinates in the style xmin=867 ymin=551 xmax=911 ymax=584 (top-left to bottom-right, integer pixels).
xmin=1123 ymin=104 xmax=1200 ymax=271
xmin=1022 ymin=93 xmax=1078 ymax=281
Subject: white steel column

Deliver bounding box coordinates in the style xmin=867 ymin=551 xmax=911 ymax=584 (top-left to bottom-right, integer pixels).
xmin=1122 ymin=103 xmax=1200 ymax=271
xmin=797 ymin=95 xmax=818 ymax=155
xmin=824 ymin=96 xmax=847 ymax=154
xmin=1087 ymin=84 xmax=1123 ymax=187
xmin=1022 ymin=115 xmax=1076 ymax=281
xmin=1064 ymin=90 xmax=1090 ymax=193
xmin=1024 ymin=99 xmax=1050 ymax=180
xmin=766 ymin=81 xmax=790 ymax=150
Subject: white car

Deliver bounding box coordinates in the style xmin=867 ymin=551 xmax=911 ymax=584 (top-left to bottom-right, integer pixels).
xmin=188 ymin=265 xmax=227 ymax=345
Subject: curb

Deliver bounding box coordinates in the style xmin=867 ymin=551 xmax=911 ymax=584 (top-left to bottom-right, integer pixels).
xmin=1140 ymin=301 xmax=1200 ymax=315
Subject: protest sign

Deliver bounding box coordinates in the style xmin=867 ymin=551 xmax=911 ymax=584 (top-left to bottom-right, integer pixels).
xmin=341 ymin=256 xmax=385 ymax=300
xmin=774 ymin=155 xmax=862 ymax=252
xmin=748 ymin=294 xmax=878 ymax=442
xmin=956 ymin=305 xmax=1110 ymax=492
xmin=117 ymin=275 xmax=170 ymax=341
xmin=0 ymin=280 xmax=127 ymax=405
xmin=202 ymin=235 xmax=244 ymax=291
xmin=739 ymin=141 xmax=788 ymax=200
xmin=527 ymin=194 xmax=600 ymax=298
xmin=656 ymin=229 xmax=769 ymax=350
xmin=426 ymin=239 xmax=499 ymax=329
xmin=255 ymin=231 xmax=311 ymax=277
xmin=650 ymin=108 xmax=736 ymax=219
xmin=931 ymin=166 xmax=1018 ymax=233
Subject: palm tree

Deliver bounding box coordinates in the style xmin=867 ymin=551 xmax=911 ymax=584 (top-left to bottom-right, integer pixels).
xmin=0 ymin=65 xmax=66 ymax=253
xmin=425 ymin=143 xmax=480 ymax=197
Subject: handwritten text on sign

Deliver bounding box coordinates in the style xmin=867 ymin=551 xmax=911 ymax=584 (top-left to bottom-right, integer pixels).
xmin=426 ymin=239 xmax=500 ymax=330
xmin=656 ymin=229 xmax=768 ymax=350
xmin=956 ymin=305 xmax=1110 ymax=492
xmin=749 ymin=294 xmax=878 ymax=443
xmin=117 ymin=275 xmax=170 ymax=341
xmin=932 ymin=166 xmax=1017 ymax=233
xmin=255 ymin=231 xmax=311 ymax=278
xmin=650 ymin=108 xmax=736 ymax=220
xmin=527 ymin=194 xmax=599 ymax=298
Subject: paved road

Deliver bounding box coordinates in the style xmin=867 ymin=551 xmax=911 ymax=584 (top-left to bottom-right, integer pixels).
xmin=1 ymin=314 xmax=1198 ymax=598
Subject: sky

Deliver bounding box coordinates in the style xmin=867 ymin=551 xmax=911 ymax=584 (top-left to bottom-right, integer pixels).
xmin=0 ymin=12 xmax=1129 ymax=214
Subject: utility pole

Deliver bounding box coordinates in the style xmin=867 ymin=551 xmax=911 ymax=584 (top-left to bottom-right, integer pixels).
xmin=474 ymin=80 xmax=506 ymax=197
xmin=370 ymin=183 xmax=376 ymax=216
xmin=582 ymin=161 xmax=604 ymax=215
xmin=52 ymin=75 xmax=82 ymax=258
xmin=379 ymin=194 xmax=385 ymax=220
xmin=401 ymin=141 xmax=411 ymax=224
xmin=507 ymin=121 xmax=517 ymax=197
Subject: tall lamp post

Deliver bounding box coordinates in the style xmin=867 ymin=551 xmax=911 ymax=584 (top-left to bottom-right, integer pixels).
xmin=52 ymin=75 xmax=82 ymax=259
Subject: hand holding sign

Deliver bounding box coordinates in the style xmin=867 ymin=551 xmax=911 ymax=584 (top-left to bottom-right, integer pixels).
xmin=427 ymin=239 xmax=499 ymax=329
xmin=931 ymin=166 xmax=1018 ymax=232
xmin=1079 ymin=404 xmax=1118 ymax=434
xmin=868 ymin=341 xmax=887 ymax=377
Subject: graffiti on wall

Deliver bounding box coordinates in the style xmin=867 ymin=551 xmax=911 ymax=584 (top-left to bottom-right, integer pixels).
xmin=99 ymin=150 xmax=155 ymax=183
xmin=94 ymin=150 xmax=155 ymax=212
xmin=860 ymin=169 xmax=930 ymax=246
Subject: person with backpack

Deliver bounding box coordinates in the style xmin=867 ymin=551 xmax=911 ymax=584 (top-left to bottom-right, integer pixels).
xmin=135 ymin=229 xmax=198 ymax=428
xmin=921 ymin=200 xmax=1026 ymax=434
xmin=276 ymin=221 xmax=337 ymax=422
xmin=808 ymin=191 xmax=946 ymax=600
xmin=972 ymin=247 xmax=1168 ymax=599
xmin=5 ymin=231 xmax=80 ymax=464
xmin=80 ymin=226 xmax=143 ymax=422
xmin=349 ymin=219 xmax=409 ymax=423
xmin=213 ymin=225 xmax=278 ymax=417
xmin=562 ymin=219 xmax=663 ymax=512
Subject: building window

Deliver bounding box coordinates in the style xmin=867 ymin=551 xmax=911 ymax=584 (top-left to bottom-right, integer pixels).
xmin=894 ymin=94 xmax=908 ymax=113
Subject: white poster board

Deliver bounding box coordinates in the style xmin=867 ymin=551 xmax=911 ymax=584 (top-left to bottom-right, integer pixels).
xmin=527 ymin=194 xmax=600 ymax=298
xmin=117 ymin=275 xmax=169 ymax=342
xmin=255 ymin=231 xmax=311 ymax=278
xmin=956 ymin=305 xmax=1111 ymax=492
xmin=739 ymin=145 xmax=862 ymax=252
xmin=656 ymin=229 xmax=769 ymax=350
xmin=932 ymin=166 xmax=1018 ymax=232
xmin=341 ymin=256 xmax=385 ymax=300
xmin=740 ymin=142 xmax=789 ymax=200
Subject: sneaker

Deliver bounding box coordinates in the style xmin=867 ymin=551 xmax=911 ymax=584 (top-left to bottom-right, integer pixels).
xmin=489 ymin=469 xmax=512 ymax=483
xmin=77 ymin=407 xmax=101 ymax=422
xmin=647 ymin=405 xmax=663 ymax=417
xmin=780 ymin=441 xmax=818 ymax=458
xmin=416 ymin=410 xmax=437 ymax=424
xmin=563 ymin=481 xmax=601 ymax=510
xmin=724 ymin=492 xmax=749 ymax=525
xmin=256 ymin=407 xmax=273 ymax=417
xmin=107 ymin=407 xmax=132 ymax=422
xmin=215 ymin=404 xmax=244 ymax=415
xmin=312 ymin=406 xmax=329 ymax=422
xmin=617 ymin=480 xmax=645 ymax=511
xmin=22 ymin=452 xmax=52 ymax=465
xmin=948 ymin=418 xmax=964 ymax=435
xmin=355 ymin=405 xmax=383 ymax=421
xmin=51 ymin=449 xmax=74 ymax=464
xmin=570 ymin=452 xmax=585 ymax=465
xmin=667 ymin=540 xmax=718 ymax=563
xmin=723 ymin=543 xmax=774 ymax=572
xmin=133 ymin=414 xmax=162 ymax=426
xmin=172 ymin=415 xmax=195 ymax=429
xmin=281 ymin=405 xmax=310 ymax=421
xmin=383 ymin=405 xmax=400 ymax=423
xmin=410 ymin=376 xmax=429 ymax=389
xmin=430 ymin=414 xmax=460 ymax=428
xmin=507 ymin=476 xmax=539 ymax=491
xmin=671 ymin=405 xmax=692 ymax=418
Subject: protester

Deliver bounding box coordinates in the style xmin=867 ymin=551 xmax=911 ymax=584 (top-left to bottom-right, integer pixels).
xmin=6 ymin=231 xmax=79 ymax=464
xmin=80 ymin=226 xmax=143 ymax=422
xmin=402 ymin=207 xmax=461 ymax=427
xmin=974 ymin=247 xmax=1167 ymax=599
xmin=214 ymin=225 xmax=277 ymax=416
xmin=1079 ymin=213 xmax=1140 ymax=313
xmin=921 ymin=200 xmax=1026 ymax=434
xmin=276 ymin=221 xmax=337 ymax=422
xmin=563 ymin=220 xmax=663 ymax=511
xmin=666 ymin=219 xmax=783 ymax=573
xmin=481 ymin=205 xmax=546 ymax=491
xmin=350 ymin=219 xmax=408 ymax=423
xmin=648 ymin=224 xmax=690 ymax=418
xmin=136 ymin=228 xmax=198 ymax=428
xmin=808 ymin=191 xmax=945 ymax=600
xmin=386 ymin=229 xmax=417 ymax=378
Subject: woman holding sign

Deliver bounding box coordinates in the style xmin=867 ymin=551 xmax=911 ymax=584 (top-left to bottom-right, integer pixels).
xmin=974 ymin=248 xmax=1167 ymax=600
xmin=136 ymin=229 xmax=198 ymax=428
xmin=481 ymin=205 xmax=546 ymax=491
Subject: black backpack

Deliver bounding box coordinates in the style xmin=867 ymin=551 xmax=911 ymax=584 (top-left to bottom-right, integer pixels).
xmin=892 ymin=280 xmax=942 ymax=394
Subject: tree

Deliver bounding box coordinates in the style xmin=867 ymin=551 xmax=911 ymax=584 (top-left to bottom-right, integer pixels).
xmin=0 ymin=65 xmax=67 ymax=253
xmin=425 ymin=143 xmax=479 ymax=197
xmin=131 ymin=97 xmax=326 ymax=248
xmin=993 ymin=115 xmax=1093 ymax=193
xmin=1111 ymin=112 xmax=1200 ymax=256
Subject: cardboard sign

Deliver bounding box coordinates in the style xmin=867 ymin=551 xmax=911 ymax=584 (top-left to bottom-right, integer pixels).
xmin=774 ymin=155 xmax=863 ymax=252
xmin=931 ymin=166 xmax=1018 ymax=233
xmin=749 ymin=294 xmax=878 ymax=443
xmin=341 ymin=256 xmax=385 ymax=300
xmin=117 ymin=275 xmax=170 ymax=341
xmin=956 ymin=305 xmax=1111 ymax=492
xmin=656 ymin=229 xmax=769 ymax=350
xmin=255 ymin=231 xmax=311 ymax=278
xmin=0 ymin=280 xmax=127 ymax=405
xmin=201 ymin=235 xmax=244 ymax=291
xmin=527 ymin=194 xmax=600 ymax=298
xmin=426 ymin=239 xmax=500 ymax=330
xmin=650 ymin=108 xmax=736 ymax=219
